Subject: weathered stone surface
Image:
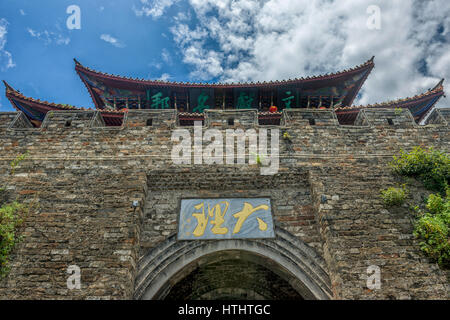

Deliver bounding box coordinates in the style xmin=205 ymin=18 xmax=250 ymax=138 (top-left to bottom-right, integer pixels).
xmin=125 ymin=109 xmax=176 ymax=128
xmin=425 ymin=108 xmax=450 ymax=126
xmin=283 ymin=109 xmax=338 ymax=127
xmin=0 ymin=113 xmax=18 ymax=128
xmin=355 ymin=108 xmax=416 ymax=127
xmin=0 ymin=108 xmax=448 ymax=300
xmin=205 ymin=109 xmax=258 ymax=128
xmin=41 ymin=110 xmax=104 ymax=130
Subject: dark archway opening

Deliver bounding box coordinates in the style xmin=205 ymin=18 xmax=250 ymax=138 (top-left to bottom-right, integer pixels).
xmin=135 ymin=230 xmax=332 ymax=300
xmin=160 ymin=251 xmax=304 ymax=300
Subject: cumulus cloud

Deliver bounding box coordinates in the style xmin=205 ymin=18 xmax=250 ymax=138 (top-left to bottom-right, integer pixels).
xmin=158 ymin=73 xmax=171 ymax=81
xmin=133 ymin=0 xmax=179 ymax=18
xmin=100 ymin=34 xmax=126 ymax=48
xmin=0 ymin=19 xmax=15 ymax=71
xmin=27 ymin=28 xmax=70 ymax=45
xmin=168 ymin=0 xmax=449 ymax=107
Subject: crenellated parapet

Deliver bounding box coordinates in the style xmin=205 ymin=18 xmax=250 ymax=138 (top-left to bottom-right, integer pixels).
xmin=354 ymin=108 xmax=417 ymax=127
xmin=0 ymin=112 xmax=19 ymax=128
xmin=204 ymin=109 xmax=258 ymax=128
xmin=282 ymin=109 xmax=339 ymax=127
xmin=9 ymin=112 xmax=34 ymax=129
xmin=125 ymin=109 xmax=177 ymax=128
xmin=0 ymin=108 xmax=449 ymax=131
xmin=40 ymin=110 xmax=105 ymax=129
xmin=425 ymin=108 xmax=450 ymax=125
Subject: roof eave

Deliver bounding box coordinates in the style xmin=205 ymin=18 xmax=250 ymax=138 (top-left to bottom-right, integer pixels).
xmin=345 ymin=57 xmax=375 ymax=107
xmin=74 ymin=57 xmax=376 ymax=90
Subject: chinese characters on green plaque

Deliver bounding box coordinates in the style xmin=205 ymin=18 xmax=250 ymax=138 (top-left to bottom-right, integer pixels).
xmin=190 ymin=89 xmax=213 ymax=113
xmin=235 ymin=89 xmax=258 ymax=109
xmin=278 ymin=88 xmax=296 ymax=109
xmin=147 ymin=89 xmax=171 ymax=109
xmin=143 ymin=88 xmax=298 ymax=111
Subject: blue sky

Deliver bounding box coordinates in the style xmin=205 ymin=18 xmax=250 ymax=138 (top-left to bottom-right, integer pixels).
xmin=0 ymin=0 xmax=194 ymax=110
xmin=0 ymin=0 xmax=449 ymax=112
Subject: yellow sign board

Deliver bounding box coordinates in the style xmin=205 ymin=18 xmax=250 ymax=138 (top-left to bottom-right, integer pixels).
xmin=178 ymin=198 xmax=274 ymax=240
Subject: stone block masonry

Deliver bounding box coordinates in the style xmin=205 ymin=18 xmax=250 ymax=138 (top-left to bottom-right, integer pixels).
xmin=0 ymin=108 xmax=448 ymax=300
xmin=0 ymin=113 xmax=18 ymax=128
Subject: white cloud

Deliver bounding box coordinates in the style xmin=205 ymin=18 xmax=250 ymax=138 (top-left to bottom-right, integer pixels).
xmin=0 ymin=19 xmax=15 ymax=71
xmin=19 ymin=9 xmax=26 ymax=16
xmin=150 ymin=61 xmax=162 ymax=70
xmin=133 ymin=0 xmax=179 ymax=18
xmin=158 ymin=73 xmax=171 ymax=81
xmin=174 ymin=10 xmax=191 ymax=22
xmin=27 ymin=28 xmax=70 ymax=45
xmin=100 ymin=34 xmax=125 ymax=48
xmin=169 ymin=0 xmax=450 ymax=107
xmin=161 ymin=48 xmax=172 ymax=64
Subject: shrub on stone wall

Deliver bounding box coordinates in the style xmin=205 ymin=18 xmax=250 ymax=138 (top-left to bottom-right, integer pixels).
xmin=390 ymin=146 xmax=449 ymax=195
xmin=0 ymin=151 xmax=32 ymax=278
xmin=380 ymin=186 xmax=407 ymax=207
xmin=414 ymin=191 xmax=450 ymax=268
xmin=0 ymin=202 xmax=28 ymax=278
xmin=390 ymin=147 xmax=450 ymax=268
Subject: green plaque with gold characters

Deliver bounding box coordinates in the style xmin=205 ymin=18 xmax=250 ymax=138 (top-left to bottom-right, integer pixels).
xmin=178 ymin=198 xmax=275 ymax=240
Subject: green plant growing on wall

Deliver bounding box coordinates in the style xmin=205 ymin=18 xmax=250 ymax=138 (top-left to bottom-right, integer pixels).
xmin=10 ymin=151 xmax=29 ymax=176
xmin=413 ymin=191 xmax=450 ymax=268
xmin=0 ymin=202 xmax=29 ymax=278
xmin=390 ymin=146 xmax=449 ymax=195
xmin=282 ymin=131 xmax=292 ymax=141
xmin=390 ymin=147 xmax=450 ymax=268
xmin=380 ymin=185 xmax=408 ymax=207
xmin=250 ymin=152 xmax=264 ymax=166
xmin=0 ymin=187 xmax=5 ymax=207
xmin=255 ymin=154 xmax=263 ymax=166
xmin=0 ymin=151 xmax=34 ymax=278
xmin=427 ymin=193 xmax=447 ymax=216
xmin=394 ymin=107 xmax=403 ymax=116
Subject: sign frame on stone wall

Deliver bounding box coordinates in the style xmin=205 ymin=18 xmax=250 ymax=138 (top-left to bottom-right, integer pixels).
xmin=177 ymin=197 xmax=275 ymax=241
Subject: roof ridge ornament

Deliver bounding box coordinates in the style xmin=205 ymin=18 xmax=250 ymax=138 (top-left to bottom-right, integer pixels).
xmin=433 ymin=78 xmax=445 ymax=91
xmin=2 ymin=80 xmax=15 ymax=92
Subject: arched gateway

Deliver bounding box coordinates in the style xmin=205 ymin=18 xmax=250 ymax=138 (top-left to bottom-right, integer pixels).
xmin=134 ymin=226 xmax=332 ymax=300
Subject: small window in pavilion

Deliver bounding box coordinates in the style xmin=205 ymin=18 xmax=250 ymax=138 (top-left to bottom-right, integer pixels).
xmin=146 ymin=118 xmax=153 ymax=126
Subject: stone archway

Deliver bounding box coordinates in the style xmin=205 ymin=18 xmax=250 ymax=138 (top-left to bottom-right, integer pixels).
xmin=134 ymin=227 xmax=332 ymax=300
xmin=162 ymin=250 xmax=306 ymax=300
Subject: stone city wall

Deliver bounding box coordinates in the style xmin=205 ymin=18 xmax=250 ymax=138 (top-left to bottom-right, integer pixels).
xmin=0 ymin=108 xmax=448 ymax=299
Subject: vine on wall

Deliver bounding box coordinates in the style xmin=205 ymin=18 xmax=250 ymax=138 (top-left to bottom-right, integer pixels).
xmin=387 ymin=146 xmax=449 ymax=268
xmin=0 ymin=152 xmax=33 ymax=278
